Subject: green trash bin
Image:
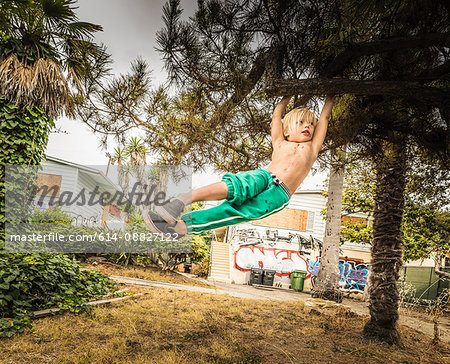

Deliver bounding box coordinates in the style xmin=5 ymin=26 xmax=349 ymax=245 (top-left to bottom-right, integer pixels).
xmin=290 ymin=270 xmax=308 ymax=291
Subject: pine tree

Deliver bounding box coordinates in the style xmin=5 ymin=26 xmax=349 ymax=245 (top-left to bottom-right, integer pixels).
xmin=78 ymin=0 xmax=449 ymax=343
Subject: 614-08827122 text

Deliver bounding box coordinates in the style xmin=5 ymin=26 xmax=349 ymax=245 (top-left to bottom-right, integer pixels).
xmin=7 ymin=232 xmax=180 ymax=243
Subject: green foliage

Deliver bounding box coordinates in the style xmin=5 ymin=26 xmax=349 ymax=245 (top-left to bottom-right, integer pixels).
xmin=189 ymin=201 xmax=211 ymax=262
xmin=105 ymin=200 xmax=211 ymax=268
xmin=31 ymin=207 xmax=74 ymax=224
xmin=340 ymin=220 xmax=372 ymax=246
xmin=0 ymin=29 xmax=57 ymax=63
xmin=402 ymin=203 xmax=450 ymax=262
xmin=336 ymin=155 xmax=449 ymax=262
xmin=19 ymin=203 xmax=210 ymax=270
xmin=341 ymin=162 xmax=375 ymax=217
xmin=0 ymin=0 xmax=108 ymax=118
xmin=0 ymin=96 xmax=53 ymax=245
xmin=1 ymin=209 xmax=119 ymax=337
xmin=76 ymin=0 xmax=449 ymax=174
xmin=190 ymin=235 xmax=209 ymax=263
xmin=10 ymin=207 xmax=110 ymax=253
xmin=190 ymin=260 xmax=209 ymax=278
xmin=0 ymin=253 xmax=118 ymax=337
xmin=0 ymin=0 xmax=116 ymax=339
xmin=0 ymin=0 xmax=103 ymax=68
xmin=0 ymin=96 xmax=52 ymax=166
xmin=191 ymin=201 xmax=204 ymax=211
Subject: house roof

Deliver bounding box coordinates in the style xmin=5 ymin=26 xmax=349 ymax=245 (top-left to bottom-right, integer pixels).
xmin=44 ymin=155 xmax=121 ymax=192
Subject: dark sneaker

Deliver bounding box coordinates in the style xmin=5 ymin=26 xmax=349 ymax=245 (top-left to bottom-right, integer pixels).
xmin=142 ymin=209 xmax=185 ymax=239
xmin=155 ymin=197 xmax=185 ymax=223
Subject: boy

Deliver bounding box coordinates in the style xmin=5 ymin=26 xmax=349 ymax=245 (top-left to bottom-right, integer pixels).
xmin=144 ymin=95 xmax=334 ymax=238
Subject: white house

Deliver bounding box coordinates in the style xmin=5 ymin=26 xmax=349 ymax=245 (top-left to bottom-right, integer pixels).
xmin=34 ymin=156 xmax=122 ymax=228
xmin=208 ymin=190 xmax=372 ymax=294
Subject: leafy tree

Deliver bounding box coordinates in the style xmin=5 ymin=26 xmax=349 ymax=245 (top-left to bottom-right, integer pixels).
xmin=0 ymin=253 xmax=118 ymax=337
xmin=109 ymin=137 xmax=149 ymax=200
xmin=0 ymin=0 xmax=105 ymax=118
xmin=341 ymin=155 xmax=450 ymax=274
xmin=74 ymin=0 xmax=449 ymax=344
xmin=151 ymin=201 xmax=211 ymax=270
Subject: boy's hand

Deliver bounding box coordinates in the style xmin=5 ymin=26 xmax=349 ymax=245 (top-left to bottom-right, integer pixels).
xmin=274 ymin=96 xmax=292 ymax=113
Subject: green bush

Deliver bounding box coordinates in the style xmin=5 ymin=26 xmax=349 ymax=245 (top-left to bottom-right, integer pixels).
xmin=0 ymin=253 xmax=119 ymax=337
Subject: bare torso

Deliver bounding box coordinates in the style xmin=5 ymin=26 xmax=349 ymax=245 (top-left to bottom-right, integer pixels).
xmin=265 ymin=140 xmax=318 ymax=195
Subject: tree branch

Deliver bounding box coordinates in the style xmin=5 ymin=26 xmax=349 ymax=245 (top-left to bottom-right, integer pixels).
xmin=208 ymin=48 xmax=268 ymax=128
xmin=322 ymin=33 xmax=450 ymax=77
xmin=286 ymin=34 xmax=450 ymax=108
xmin=412 ymin=60 xmax=450 ymax=82
xmin=266 ymin=78 xmax=449 ymax=105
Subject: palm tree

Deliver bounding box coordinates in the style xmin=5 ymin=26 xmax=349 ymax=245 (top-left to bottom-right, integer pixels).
xmin=363 ymin=136 xmax=407 ymax=344
xmin=111 ymin=139 xmax=150 ymax=214
xmin=0 ymin=1 xmax=106 ymax=244
xmin=111 ymin=147 xmax=130 ymax=197
xmin=0 ymin=0 xmax=105 ymax=119
xmin=125 ymin=137 xmax=149 ymax=194
xmin=125 ymin=137 xmax=147 ymax=165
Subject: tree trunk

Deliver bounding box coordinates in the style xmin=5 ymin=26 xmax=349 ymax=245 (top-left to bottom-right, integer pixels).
xmin=311 ymin=148 xmax=345 ymax=302
xmin=363 ymin=139 xmax=406 ymax=345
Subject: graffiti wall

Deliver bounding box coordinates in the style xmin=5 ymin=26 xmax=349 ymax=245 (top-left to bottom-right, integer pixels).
xmin=234 ymin=246 xmax=310 ymax=277
xmin=233 ymin=246 xmax=370 ymax=292
xmin=308 ymin=257 xmax=370 ymax=293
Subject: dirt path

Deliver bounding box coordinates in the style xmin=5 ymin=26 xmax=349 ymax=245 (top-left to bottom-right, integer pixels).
xmin=109 ymin=275 xmax=450 ymax=343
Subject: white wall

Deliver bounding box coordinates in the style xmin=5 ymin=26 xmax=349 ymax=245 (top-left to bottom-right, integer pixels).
xmin=288 ymin=191 xmax=327 ymax=241
xmin=37 ymin=160 xmax=120 ymax=227
xmin=35 ymin=160 xmax=78 ymax=212
xmin=73 ymin=171 xmax=106 ymax=226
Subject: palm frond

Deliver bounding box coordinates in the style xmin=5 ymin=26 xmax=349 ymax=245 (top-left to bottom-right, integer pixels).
xmin=0 ymin=54 xmax=33 ymax=103
xmin=0 ymin=0 xmax=106 ymax=117
xmin=0 ymin=54 xmax=71 ymax=117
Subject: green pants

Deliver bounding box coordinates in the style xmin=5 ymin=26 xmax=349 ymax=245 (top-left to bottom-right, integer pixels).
xmin=180 ymin=169 xmax=291 ymax=234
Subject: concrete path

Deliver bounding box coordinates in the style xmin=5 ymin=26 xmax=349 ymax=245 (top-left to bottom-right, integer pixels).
xmin=109 ymin=275 xmax=450 ymax=343
xmin=110 ymin=275 xmax=308 ymax=300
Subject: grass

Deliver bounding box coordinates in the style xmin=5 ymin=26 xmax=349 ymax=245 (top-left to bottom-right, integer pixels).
xmin=0 ymin=285 xmax=448 ymax=363
xmin=81 ymin=262 xmax=215 ymax=289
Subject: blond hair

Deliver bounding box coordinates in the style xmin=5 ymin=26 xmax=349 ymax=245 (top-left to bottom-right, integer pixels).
xmin=282 ymin=108 xmax=318 ymax=137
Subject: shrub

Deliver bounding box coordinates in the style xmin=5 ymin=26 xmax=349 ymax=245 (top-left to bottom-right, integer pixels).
xmin=0 ymin=253 xmax=119 ymax=337
xmin=191 ymin=260 xmax=210 ymax=278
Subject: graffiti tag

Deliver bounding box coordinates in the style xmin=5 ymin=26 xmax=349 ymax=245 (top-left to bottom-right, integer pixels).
xmin=234 ymin=246 xmax=310 ymax=277
xmin=308 ymin=257 xmax=369 ymax=293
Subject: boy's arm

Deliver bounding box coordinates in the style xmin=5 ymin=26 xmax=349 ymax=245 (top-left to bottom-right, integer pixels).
xmin=271 ymin=96 xmax=292 ymax=146
xmin=311 ymin=95 xmax=334 ymax=153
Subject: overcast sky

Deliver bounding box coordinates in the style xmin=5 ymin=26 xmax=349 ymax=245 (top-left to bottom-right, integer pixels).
xmin=47 ymin=1 xmax=199 ymax=170
xmin=46 ymin=0 xmax=327 ymax=190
